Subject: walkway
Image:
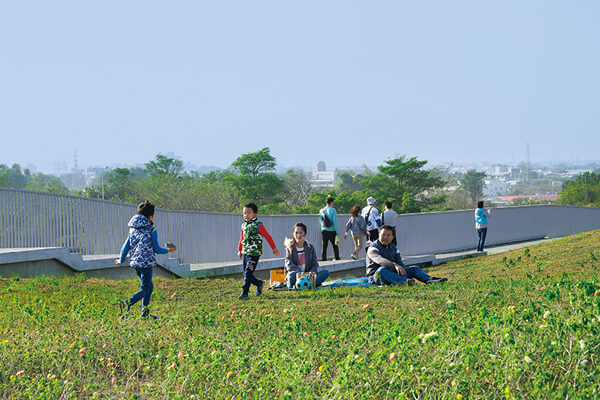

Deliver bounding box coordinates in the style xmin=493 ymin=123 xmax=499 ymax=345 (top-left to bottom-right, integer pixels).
xmin=0 ymin=236 xmax=562 ymax=280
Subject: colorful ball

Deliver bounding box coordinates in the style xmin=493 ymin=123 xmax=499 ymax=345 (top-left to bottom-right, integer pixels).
xmin=296 ymin=277 xmax=311 ymax=290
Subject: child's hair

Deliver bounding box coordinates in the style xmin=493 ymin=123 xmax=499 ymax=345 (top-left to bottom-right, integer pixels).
xmin=137 ymin=200 xmax=155 ymax=218
xmin=244 ymin=203 xmax=258 ymax=213
xmin=477 ymin=201 xmax=484 ymax=208
xmin=293 ymin=222 xmax=307 ymax=235
xmin=350 ymin=205 xmax=360 ymax=216
xmin=326 ymin=196 xmax=334 ymax=205
xmin=385 ymin=201 xmax=393 ymax=209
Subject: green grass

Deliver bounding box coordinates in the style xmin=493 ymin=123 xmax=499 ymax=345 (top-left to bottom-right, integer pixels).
xmin=1 ymin=231 xmax=600 ymax=399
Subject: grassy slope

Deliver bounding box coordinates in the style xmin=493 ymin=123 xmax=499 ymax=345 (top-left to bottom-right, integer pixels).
xmin=1 ymin=231 xmax=599 ymax=399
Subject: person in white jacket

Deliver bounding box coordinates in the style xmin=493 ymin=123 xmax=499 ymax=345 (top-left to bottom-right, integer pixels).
xmin=361 ymin=196 xmax=382 ymax=242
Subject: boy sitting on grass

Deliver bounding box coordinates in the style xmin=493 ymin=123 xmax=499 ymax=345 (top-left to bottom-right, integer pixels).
xmin=115 ymin=200 xmax=176 ymax=319
xmin=237 ymin=203 xmax=280 ymax=299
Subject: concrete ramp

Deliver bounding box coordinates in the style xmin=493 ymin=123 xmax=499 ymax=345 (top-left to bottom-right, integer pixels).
xmin=0 ymin=247 xmax=191 ymax=279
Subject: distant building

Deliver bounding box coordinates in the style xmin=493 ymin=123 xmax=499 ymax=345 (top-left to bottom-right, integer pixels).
xmin=509 ymin=168 xmax=521 ymax=180
xmin=310 ymin=161 xmax=336 ymax=188
xmin=493 ymin=194 xmax=559 ymax=205
xmin=483 ymin=179 xmax=511 ymax=198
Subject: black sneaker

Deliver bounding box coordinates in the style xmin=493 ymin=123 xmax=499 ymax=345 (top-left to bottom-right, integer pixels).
xmin=238 ymin=293 xmax=250 ymax=300
xmin=140 ymin=307 xmax=158 ymax=320
xmin=426 ymin=277 xmax=448 ymax=284
xmin=119 ymin=299 xmax=131 ymax=314
xmin=256 ymin=280 xmax=264 ymax=296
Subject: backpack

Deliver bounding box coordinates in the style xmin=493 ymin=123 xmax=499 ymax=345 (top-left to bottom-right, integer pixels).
xmin=364 ymin=206 xmax=373 ymax=227
xmin=364 ymin=206 xmax=382 ymax=229
xmin=321 ymin=211 xmax=333 ymax=228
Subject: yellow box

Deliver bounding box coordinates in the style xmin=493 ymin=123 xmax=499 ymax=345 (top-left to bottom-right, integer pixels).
xmin=270 ymin=268 xmax=286 ymax=285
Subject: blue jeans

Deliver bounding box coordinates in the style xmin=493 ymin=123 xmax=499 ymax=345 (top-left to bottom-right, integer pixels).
xmin=477 ymin=227 xmax=488 ymax=251
xmin=370 ymin=266 xmax=431 ymax=286
xmin=241 ymin=254 xmax=262 ymax=295
xmin=129 ymin=266 xmax=154 ymax=308
xmin=287 ymin=270 xmax=330 ymax=289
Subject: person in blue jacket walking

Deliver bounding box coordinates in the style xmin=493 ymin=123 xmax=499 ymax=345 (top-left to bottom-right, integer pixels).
xmin=475 ymin=200 xmax=492 ymax=252
xmin=115 ymin=201 xmax=176 ymax=319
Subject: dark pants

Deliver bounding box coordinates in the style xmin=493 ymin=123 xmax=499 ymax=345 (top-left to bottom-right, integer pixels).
xmin=368 ymin=229 xmax=379 ymax=242
xmin=241 ymin=254 xmax=262 ymax=295
xmin=321 ymin=230 xmax=340 ymax=261
xmin=477 ymin=227 xmax=488 ymax=251
xmin=129 ymin=266 xmax=154 ymax=308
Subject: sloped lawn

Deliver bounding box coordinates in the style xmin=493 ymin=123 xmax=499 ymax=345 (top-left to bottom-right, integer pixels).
xmin=1 ymin=231 xmax=599 ymax=399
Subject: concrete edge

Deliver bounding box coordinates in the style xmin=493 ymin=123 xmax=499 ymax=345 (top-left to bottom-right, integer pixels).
xmin=0 ymin=248 xmax=192 ymax=279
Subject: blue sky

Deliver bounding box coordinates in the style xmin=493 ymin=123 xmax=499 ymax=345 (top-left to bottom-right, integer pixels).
xmin=1 ymin=1 xmax=598 ymax=171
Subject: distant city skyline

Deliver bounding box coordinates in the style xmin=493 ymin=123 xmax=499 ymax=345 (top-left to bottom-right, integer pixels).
xmin=8 ymin=152 xmax=600 ymax=177
xmin=1 ymin=2 xmax=599 ymax=170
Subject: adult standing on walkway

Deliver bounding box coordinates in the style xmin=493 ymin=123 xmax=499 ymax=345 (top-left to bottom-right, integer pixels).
xmin=382 ymin=201 xmax=398 ymax=245
xmin=362 ymin=197 xmax=382 ymax=242
xmin=344 ymin=205 xmax=368 ymax=260
xmin=475 ymin=201 xmax=492 ymax=252
xmin=284 ymin=222 xmax=330 ymax=288
xmin=320 ymin=196 xmax=340 ymax=261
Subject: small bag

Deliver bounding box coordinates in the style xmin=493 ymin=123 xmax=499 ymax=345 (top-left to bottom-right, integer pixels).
xmin=321 ymin=212 xmax=333 ymax=228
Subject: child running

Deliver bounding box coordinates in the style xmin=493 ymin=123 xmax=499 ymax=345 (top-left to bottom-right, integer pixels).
xmin=115 ymin=200 xmax=176 ymax=319
xmin=237 ymin=203 xmax=280 ymax=299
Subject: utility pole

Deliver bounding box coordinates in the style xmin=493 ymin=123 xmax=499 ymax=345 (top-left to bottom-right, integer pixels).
xmin=101 ymin=166 xmax=108 ymax=200
xmin=525 ymin=142 xmax=530 ymax=182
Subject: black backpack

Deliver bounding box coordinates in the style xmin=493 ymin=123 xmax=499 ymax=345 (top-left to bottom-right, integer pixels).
xmin=321 ymin=211 xmax=333 ymax=228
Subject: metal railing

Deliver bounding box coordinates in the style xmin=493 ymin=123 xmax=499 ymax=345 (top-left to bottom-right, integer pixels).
xmin=2 ymin=188 xmax=600 ymax=264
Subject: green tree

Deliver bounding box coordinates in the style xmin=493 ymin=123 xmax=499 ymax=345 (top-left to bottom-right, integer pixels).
xmin=0 ymin=164 xmax=27 ymax=189
xmin=459 ymin=169 xmax=486 ymax=202
xmin=282 ymin=169 xmax=313 ymax=208
xmin=557 ymin=171 xmax=600 ymax=207
xmin=399 ymin=192 xmax=418 ymax=214
xmin=376 ymin=155 xmax=446 ymax=211
xmin=441 ymin=189 xmax=472 ymax=211
xmin=335 ymin=171 xmax=367 ymax=192
xmin=145 ymin=154 xmax=184 ymax=177
xmin=228 ymin=147 xmax=284 ymax=206
xmin=25 ymin=173 xmax=69 ymax=194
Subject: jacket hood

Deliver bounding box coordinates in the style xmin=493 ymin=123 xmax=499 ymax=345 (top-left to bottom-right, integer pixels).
xmin=128 ymin=214 xmax=152 ymax=229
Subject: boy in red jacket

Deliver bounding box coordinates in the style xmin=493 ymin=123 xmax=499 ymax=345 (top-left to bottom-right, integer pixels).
xmin=237 ymin=203 xmax=280 ymax=299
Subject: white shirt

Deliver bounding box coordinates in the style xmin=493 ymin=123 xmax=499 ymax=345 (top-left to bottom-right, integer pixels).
xmin=361 ymin=205 xmax=381 ymax=230
xmin=382 ymin=209 xmax=398 ymax=226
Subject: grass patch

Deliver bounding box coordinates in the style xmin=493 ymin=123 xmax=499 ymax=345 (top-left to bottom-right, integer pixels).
xmin=1 ymin=231 xmax=600 ymax=399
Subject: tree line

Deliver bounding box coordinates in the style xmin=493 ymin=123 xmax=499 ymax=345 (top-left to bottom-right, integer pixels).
xmin=78 ymin=149 xmax=491 ymax=214
xmin=0 ymin=150 xmax=496 ymax=214
xmin=6 ymin=149 xmax=596 ymax=213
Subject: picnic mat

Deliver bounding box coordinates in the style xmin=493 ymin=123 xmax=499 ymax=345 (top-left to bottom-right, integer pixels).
xmin=269 ymin=277 xmax=373 ymax=290
xmin=321 ymin=277 xmax=372 ymax=288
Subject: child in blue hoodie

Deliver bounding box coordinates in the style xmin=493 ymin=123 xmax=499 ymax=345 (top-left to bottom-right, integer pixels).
xmin=115 ymin=200 xmax=176 ymax=319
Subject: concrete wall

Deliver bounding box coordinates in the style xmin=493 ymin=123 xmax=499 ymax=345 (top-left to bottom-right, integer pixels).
xmin=2 ymin=189 xmax=600 ymax=264
xmin=395 ymin=205 xmax=600 ymax=256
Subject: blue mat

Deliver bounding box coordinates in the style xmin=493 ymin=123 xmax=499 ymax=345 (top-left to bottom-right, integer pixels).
xmin=321 ymin=277 xmax=373 ymax=288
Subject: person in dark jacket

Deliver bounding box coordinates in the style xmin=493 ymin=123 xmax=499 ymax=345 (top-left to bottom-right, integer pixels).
xmin=284 ymin=222 xmax=329 ymax=289
xmin=115 ymin=200 xmax=176 ymax=319
xmin=366 ymin=225 xmax=446 ymax=286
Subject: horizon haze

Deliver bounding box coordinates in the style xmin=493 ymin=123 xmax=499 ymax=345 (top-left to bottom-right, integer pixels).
xmin=1 ymin=1 xmax=599 ymax=171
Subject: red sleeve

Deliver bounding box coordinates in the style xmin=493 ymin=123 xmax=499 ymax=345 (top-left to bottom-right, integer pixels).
xmin=238 ymin=229 xmax=243 ymax=252
xmin=258 ymin=224 xmax=277 ymax=249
